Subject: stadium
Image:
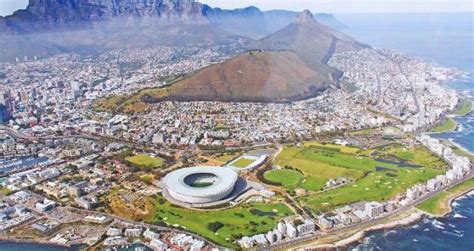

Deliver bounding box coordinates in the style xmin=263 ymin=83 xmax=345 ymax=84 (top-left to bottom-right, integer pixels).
xmin=162 ymin=166 xmax=250 ymax=208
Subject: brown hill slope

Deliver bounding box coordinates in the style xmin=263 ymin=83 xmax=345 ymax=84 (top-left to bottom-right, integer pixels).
xmin=152 ymin=51 xmax=335 ymax=103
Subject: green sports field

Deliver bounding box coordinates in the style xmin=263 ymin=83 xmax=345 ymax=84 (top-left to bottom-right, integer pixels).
xmin=230 ymin=157 xmax=255 ymax=168
xmin=264 ymin=169 xmax=304 ymax=187
xmin=271 ymin=142 xmax=447 ymax=213
xmin=126 ymin=154 xmax=165 ymax=170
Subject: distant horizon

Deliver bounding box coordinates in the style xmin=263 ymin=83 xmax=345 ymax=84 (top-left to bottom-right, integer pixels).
xmin=0 ymin=0 xmax=473 ymax=17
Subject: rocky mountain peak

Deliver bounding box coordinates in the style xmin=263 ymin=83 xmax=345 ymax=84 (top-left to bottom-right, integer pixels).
xmin=294 ymin=9 xmax=315 ymax=23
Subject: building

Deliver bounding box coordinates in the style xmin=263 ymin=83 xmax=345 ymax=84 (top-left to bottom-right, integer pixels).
xmin=297 ymin=219 xmax=316 ymax=235
xmin=238 ymin=236 xmax=254 ymax=248
xmin=143 ymin=228 xmax=160 ymax=240
xmin=162 ymin=166 xmax=238 ymax=205
xmin=106 ymin=227 xmax=122 ymax=237
xmin=365 ymin=202 xmax=385 ymax=218
xmin=277 ymin=221 xmax=287 ymax=234
xmin=406 ymin=187 xmax=420 ymax=201
xmin=124 ymin=228 xmax=142 ymax=238
xmin=285 ymin=222 xmax=297 ymax=238
xmin=318 ymin=216 xmax=334 ymax=229
xmin=35 ymin=199 xmax=57 ymax=212
xmin=75 ymin=196 xmax=98 ymax=209
xmin=427 ymin=179 xmax=441 ymax=191
xmin=0 ymin=105 xmax=8 ymax=123
xmin=149 ymin=238 xmax=168 ymax=250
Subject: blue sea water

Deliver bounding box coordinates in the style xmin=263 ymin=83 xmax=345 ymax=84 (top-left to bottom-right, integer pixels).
xmin=347 ymin=191 xmax=474 ymax=251
xmin=336 ymin=12 xmax=474 ymax=251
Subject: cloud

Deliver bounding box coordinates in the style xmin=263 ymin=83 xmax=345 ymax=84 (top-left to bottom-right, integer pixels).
xmin=0 ymin=0 xmax=28 ymax=16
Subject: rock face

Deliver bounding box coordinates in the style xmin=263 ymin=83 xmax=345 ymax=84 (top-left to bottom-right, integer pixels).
xmin=294 ymin=9 xmax=314 ymax=23
xmin=1 ymin=0 xmax=211 ymax=33
xmin=0 ymin=1 xmax=348 ymax=36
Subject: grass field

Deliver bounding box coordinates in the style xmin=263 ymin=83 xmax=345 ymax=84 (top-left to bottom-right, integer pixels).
xmin=454 ymin=99 xmax=473 ymax=116
xmin=126 ymin=154 xmax=164 ymax=170
xmin=417 ymin=178 xmax=474 ymax=216
xmin=149 ymin=195 xmax=293 ymax=248
xmin=0 ymin=187 xmax=11 ymax=196
xmin=273 ymin=142 xmax=446 ymax=213
xmin=215 ymin=152 xmax=241 ymax=163
xmin=230 ymin=157 xmax=255 ymax=168
xmin=430 ymin=118 xmax=457 ymax=133
xmin=264 ymin=169 xmax=304 ymax=187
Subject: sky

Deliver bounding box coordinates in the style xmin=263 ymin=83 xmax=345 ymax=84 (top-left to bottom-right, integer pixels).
xmin=201 ymin=0 xmax=473 ymax=13
xmin=0 ymin=0 xmax=472 ymax=16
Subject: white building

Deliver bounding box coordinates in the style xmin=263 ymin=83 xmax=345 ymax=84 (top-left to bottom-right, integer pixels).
xmin=286 ymin=222 xmax=297 ymax=239
xmin=296 ymin=219 xmax=316 ymax=235
xmin=318 ymin=216 xmax=334 ymax=229
xmin=365 ymin=202 xmax=385 ymax=218
xmin=238 ymin=236 xmax=254 ymax=248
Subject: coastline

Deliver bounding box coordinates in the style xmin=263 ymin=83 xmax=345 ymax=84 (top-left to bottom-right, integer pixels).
xmin=293 ymin=186 xmax=473 ymax=251
xmin=437 ymin=187 xmax=474 ymax=217
xmin=334 ymin=211 xmax=424 ymax=248
xmin=418 ymin=179 xmax=474 ymax=218
xmin=447 ymin=138 xmax=473 ymax=156
xmin=0 ymin=237 xmax=71 ymax=249
xmin=291 ymin=210 xmax=424 ymax=250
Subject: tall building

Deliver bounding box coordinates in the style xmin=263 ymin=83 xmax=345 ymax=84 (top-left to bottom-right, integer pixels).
xmin=0 ymin=105 xmax=7 ymax=123
xmin=0 ymin=92 xmax=12 ymax=123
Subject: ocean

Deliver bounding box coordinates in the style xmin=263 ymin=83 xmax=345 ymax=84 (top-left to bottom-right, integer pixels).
xmin=336 ymin=12 xmax=474 ymax=251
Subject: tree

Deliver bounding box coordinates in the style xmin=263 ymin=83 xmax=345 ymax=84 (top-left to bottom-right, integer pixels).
xmin=207 ymin=221 xmax=224 ymax=232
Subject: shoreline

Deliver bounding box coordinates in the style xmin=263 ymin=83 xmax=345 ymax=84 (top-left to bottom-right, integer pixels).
xmin=292 ymin=184 xmax=474 ymax=250
xmin=447 ymin=139 xmax=474 ymax=155
xmin=421 ymin=185 xmax=474 ymax=218
xmin=0 ymin=238 xmax=71 ymax=249
xmin=292 ymin=210 xmax=424 ymax=250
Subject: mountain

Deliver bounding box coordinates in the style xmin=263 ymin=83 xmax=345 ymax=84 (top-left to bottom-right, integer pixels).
xmin=147 ymin=10 xmax=363 ymax=103
xmin=0 ymin=1 xmax=347 ymax=38
xmin=0 ymin=0 xmax=211 ymax=34
xmin=152 ymin=51 xmax=335 ymax=103
xmin=207 ymin=8 xmax=347 ymax=39
xmin=256 ymin=10 xmax=368 ymax=68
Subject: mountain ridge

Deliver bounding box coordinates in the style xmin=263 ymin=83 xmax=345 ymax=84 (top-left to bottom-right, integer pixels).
xmin=0 ymin=0 xmax=347 ymax=36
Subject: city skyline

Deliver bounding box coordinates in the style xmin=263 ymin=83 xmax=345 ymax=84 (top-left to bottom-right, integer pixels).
xmin=1 ymin=0 xmax=473 ymax=16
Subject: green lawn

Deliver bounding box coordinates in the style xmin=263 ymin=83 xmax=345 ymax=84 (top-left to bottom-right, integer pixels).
xmin=430 ymin=118 xmax=457 ymax=133
xmin=0 ymin=187 xmax=11 ymax=196
xmin=454 ymin=99 xmax=473 ymax=116
xmin=230 ymin=158 xmax=255 ymax=168
xmin=215 ymin=152 xmax=240 ymax=163
xmin=126 ymin=154 xmax=165 ymax=170
xmin=264 ymin=169 xmax=303 ymax=187
xmin=417 ymin=178 xmax=474 ymax=216
xmin=149 ymin=196 xmax=293 ymax=248
xmin=274 ymin=142 xmax=446 ymax=214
